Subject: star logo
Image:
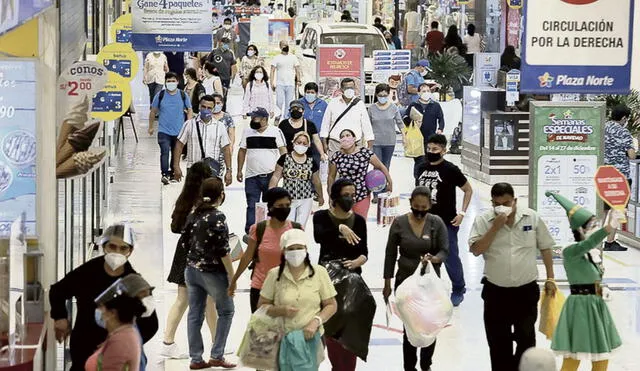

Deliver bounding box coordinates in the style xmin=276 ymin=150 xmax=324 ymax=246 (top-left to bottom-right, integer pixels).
xmin=334 ymin=49 xmax=346 ymax=59
xmin=538 ymin=72 xmax=554 ymax=88
xmin=563 ymin=110 xmax=573 ymax=119
xmin=155 ymin=35 xmax=162 ymax=44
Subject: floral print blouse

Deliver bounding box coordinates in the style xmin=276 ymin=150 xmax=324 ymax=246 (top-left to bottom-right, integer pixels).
xmin=185 ymin=207 xmax=230 ymax=273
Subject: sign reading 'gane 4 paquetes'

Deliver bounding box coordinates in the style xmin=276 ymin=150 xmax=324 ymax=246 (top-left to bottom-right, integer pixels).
xmin=522 ymin=0 xmax=634 ymax=94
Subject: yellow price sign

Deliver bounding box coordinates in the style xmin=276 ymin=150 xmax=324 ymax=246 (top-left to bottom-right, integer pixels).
xmin=90 ymin=73 xmax=132 ymax=121
xmin=97 ymin=42 xmax=139 ymax=82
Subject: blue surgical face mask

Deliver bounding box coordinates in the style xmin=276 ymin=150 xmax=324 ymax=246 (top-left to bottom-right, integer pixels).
xmin=166 ymin=82 xmax=178 ymax=91
xmin=213 ymin=103 xmax=223 ymax=113
xmin=95 ymin=308 xmax=106 ymax=329
xmin=377 ymin=96 xmax=389 ymax=104
xmin=305 ymin=93 xmax=316 ymax=103
xmin=222 ymin=43 xmax=230 ymax=50
xmin=200 ymin=108 xmax=213 ymax=121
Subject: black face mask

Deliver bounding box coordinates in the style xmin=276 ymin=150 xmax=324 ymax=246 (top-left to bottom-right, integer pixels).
xmin=411 ymin=208 xmax=428 ymax=219
xmin=335 ymin=196 xmax=354 ymax=211
xmin=281 ymin=46 xmax=289 ymax=53
xmin=290 ymin=110 xmax=303 ymax=119
xmin=426 ymin=152 xmax=442 ymax=163
xmin=250 ymin=120 xmax=262 ymax=130
xmin=269 ymin=207 xmax=291 ymax=221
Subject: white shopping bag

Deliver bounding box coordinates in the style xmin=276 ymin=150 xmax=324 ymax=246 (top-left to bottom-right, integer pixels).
xmin=255 ymin=202 xmax=268 ymax=224
xmin=377 ymin=193 xmax=400 ymax=226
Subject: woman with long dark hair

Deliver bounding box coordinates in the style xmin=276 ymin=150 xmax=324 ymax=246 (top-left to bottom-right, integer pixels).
xmin=184 ymin=68 xmax=207 ymax=114
xmin=162 ymin=162 xmax=217 ymax=359
xmin=444 ymin=25 xmax=466 ymax=54
xmin=240 ymin=44 xmax=264 ymax=89
xmin=202 ymin=61 xmax=223 ymax=96
xmin=242 ymin=65 xmax=274 ymax=118
xmin=500 ymin=45 xmax=522 ymax=71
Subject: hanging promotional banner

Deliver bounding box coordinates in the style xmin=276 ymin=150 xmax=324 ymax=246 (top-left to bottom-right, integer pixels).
xmin=97 ymin=42 xmax=139 ymax=81
xmin=132 ymin=0 xmax=213 ymax=51
xmin=316 ymin=44 xmax=364 ymax=99
xmin=0 ymin=59 xmax=37 ymax=237
xmin=91 ymin=73 xmax=132 ymax=122
xmin=529 ymin=102 xmax=605 ymax=247
xmin=372 ymin=49 xmax=411 ymax=83
xmin=110 ymin=13 xmax=133 ymax=44
xmin=57 ymin=61 xmax=109 ymax=131
xmin=522 ymin=0 xmax=634 ymax=94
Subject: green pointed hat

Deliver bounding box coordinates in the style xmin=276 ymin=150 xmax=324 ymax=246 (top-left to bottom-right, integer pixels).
xmin=545 ymin=191 xmax=594 ymax=229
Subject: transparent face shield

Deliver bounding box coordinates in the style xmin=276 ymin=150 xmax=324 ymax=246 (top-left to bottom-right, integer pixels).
xmin=94 ymin=274 xmax=154 ymax=306
xmin=97 ymin=223 xmax=136 ymax=248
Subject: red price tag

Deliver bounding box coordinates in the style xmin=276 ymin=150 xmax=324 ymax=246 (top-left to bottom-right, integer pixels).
xmin=65 ymin=78 xmax=95 ymax=96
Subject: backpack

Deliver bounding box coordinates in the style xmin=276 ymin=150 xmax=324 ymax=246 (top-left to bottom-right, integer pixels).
xmin=158 ymin=89 xmax=188 ymax=110
xmin=248 ymin=220 xmax=303 ymax=269
xmin=397 ymin=71 xmax=418 ymax=106
xmin=449 ymin=122 xmax=462 ymax=154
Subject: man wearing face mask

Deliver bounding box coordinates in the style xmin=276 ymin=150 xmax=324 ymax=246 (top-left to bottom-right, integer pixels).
xmin=320 ymin=78 xmax=375 ymax=157
xmin=271 ymin=40 xmax=301 ymax=120
xmin=299 ymin=82 xmax=329 ymax=166
xmin=207 ymin=36 xmax=237 ymax=90
xmin=215 ymin=18 xmax=237 ymax=54
xmin=172 ymin=95 xmax=233 ymax=185
xmin=238 ymin=107 xmax=288 ymax=234
xmin=416 ymin=134 xmax=472 ymax=306
xmin=401 ymin=60 xmax=430 ymax=106
xmin=469 ymin=183 xmax=556 ymax=371
xmin=49 ymin=223 xmax=159 ymax=371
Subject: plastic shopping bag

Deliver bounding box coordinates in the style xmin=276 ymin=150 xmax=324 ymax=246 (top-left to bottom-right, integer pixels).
xmin=228 ymin=233 xmax=244 ymax=261
xmin=377 ymin=193 xmax=400 ymax=226
xmin=237 ymin=306 xmax=285 ymax=370
xmin=538 ymin=284 xmax=566 ymax=340
xmin=255 ymin=202 xmax=268 ymax=224
xmin=402 ymin=122 xmax=425 ymax=158
xmin=393 ymin=262 xmax=453 ymax=348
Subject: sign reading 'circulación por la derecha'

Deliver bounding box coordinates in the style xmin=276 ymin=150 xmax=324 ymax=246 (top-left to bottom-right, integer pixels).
xmin=522 ymin=0 xmax=634 ymax=94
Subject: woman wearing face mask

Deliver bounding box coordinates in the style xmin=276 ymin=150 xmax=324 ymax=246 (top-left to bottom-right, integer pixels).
xmin=368 ymin=83 xmax=404 ymax=183
xmin=258 ymin=228 xmax=338 ymax=369
xmin=143 ymin=51 xmax=169 ymax=104
xmin=384 ymin=30 xmax=397 ymax=50
xmin=211 ymin=93 xmax=236 ymax=154
xmin=49 ymin=224 xmax=159 ymax=371
xmin=242 ymin=65 xmax=274 ymax=119
xmin=240 ymin=44 xmax=264 ymax=89
xmin=312 ymin=178 xmax=369 ymax=370
xmin=228 ymin=187 xmax=304 ymax=313
xmin=184 ymin=68 xmax=207 ymax=114
xmin=545 ymin=193 xmax=622 ymax=371
xmin=269 ymin=132 xmax=324 ymax=225
xmin=202 ymin=61 xmax=224 ymax=96
xmin=383 ymin=186 xmax=449 ymax=371
xmin=277 ymin=100 xmax=327 ymax=161
xmin=328 ymin=129 xmax=393 ymax=218
xmin=86 ymin=275 xmax=150 ymax=371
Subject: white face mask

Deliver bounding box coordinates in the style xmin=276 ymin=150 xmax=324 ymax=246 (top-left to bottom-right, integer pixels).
xmin=293 ymin=144 xmax=308 ymax=155
xmin=420 ymin=92 xmax=432 ymax=101
xmin=104 ymin=252 xmax=128 ymax=270
xmin=254 ymin=72 xmax=264 ymax=81
xmin=343 ymin=88 xmax=355 ymax=99
xmin=494 ymin=205 xmax=513 ymax=216
xmin=140 ymin=296 xmax=156 ymax=318
xmin=284 ymin=250 xmax=307 ymax=267
xmin=223 ymin=24 xmax=232 ymax=30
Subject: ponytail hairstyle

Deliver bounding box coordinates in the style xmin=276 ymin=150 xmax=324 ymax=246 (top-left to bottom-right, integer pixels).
xmin=195 ymin=177 xmax=224 ymax=212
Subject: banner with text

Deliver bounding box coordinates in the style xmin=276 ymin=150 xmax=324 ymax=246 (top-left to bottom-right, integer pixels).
xmin=522 ymin=0 xmax=634 ymax=94
xmin=316 ymin=45 xmax=364 ymax=100
xmin=529 ymin=102 xmax=605 ymax=247
xmin=132 ymin=0 xmax=213 ymax=51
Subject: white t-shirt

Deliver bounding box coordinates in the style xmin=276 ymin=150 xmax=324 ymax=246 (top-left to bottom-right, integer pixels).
xmin=202 ymin=75 xmax=222 ymax=95
xmin=404 ymin=11 xmax=420 ymax=32
xmin=144 ymin=53 xmax=168 ymax=85
xmin=240 ymin=125 xmax=286 ymax=178
xmin=464 ymin=34 xmax=482 ymax=54
xmin=270 ymin=53 xmax=300 ymax=86
xmin=177 ymin=117 xmax=230 ymax=168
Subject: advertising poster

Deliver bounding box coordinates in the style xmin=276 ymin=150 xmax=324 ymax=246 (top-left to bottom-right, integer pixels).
xmin=91 ymin=73 xmax=132 ymax=122
xmin=529 ymin=102 xmax=605 ymax=246
xmin=269 ymin=19 xmax=294 ymax=43
xmin=132 ymin=0 xmax=213 ymax=51
xmin=316 ymin=45 xmax=364 ymax=100
xmin=372 ymin=49 xmax=411 ymax=83
xmin=0 ymin=0 xmax=53 ymax=36
xmin=522 ymin=0 xmax=634 ymax=94
xmin=97 ymin=42 xmax=139 ymax=81
xmin=110 ymin=13 xmax=133 ymax=44
xmin=0 ymin=59 xmax=37 ymax=238
xmin=473 ymin=53 xmax=501 ymax=87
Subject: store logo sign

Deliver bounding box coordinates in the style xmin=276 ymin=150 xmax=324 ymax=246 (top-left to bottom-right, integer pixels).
xmin=560 ymin=0 xmax=599 ymax=4
xmin=334 ymin=49 xmax=346 ymax=59
xmin=538 ymin=72 xmax=554 ymax=88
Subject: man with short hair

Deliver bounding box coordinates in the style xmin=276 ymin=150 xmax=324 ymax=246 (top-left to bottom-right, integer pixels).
xmin=172 ymin=95 xmax=233 ymax=186
xmin=469 ymin=183 xmax=556 ymax=371
xmin=271 ymin=40 xmax=301 ymax=119
xmin=320 ymin=78 xmax=375 ymax=156
xmin=299 ymin=82 xmax=329 ymax=166
xmin=237 ymin=107 xmax=288 ymax=233
xmin=426 ymin=21 xmax=445 ymax=54
xmin=148 ymin=72 xmax=193 ymax=184
xmin=207 ymin=36 xmax=237 ymax=89
xmin=373 ymin=17 xmax=386 ymax=32
xmin=603 ymin=104 xmax=636 ymax=251
xmin=215 ymin=18 xmax=237 ymax=53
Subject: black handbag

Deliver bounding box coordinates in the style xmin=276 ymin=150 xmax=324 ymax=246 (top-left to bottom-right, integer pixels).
xmin=195 ymin=119 xmax=222 ymax=176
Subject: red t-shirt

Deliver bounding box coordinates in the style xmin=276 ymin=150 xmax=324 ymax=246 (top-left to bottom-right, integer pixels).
xmin=426 ymin=30 xmax=445 ymax=53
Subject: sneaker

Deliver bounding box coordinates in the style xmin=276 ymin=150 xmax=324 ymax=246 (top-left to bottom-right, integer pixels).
xmin=170 ymin=177 xmax=179 ymax=183
xmin=451 ymin=292 xmax=465 ymax=307
xmin=189 ymin=361 xmax=211 ymax=370
xmin=208 ymin=358 xmax=236 ymax=369
xmin=603 ymin=241 xmax=628 ymax=251
xmin=160 ymin=342 xmax=189 ymax=359
xmin=161 ymin=176 xmax=170 ymax=185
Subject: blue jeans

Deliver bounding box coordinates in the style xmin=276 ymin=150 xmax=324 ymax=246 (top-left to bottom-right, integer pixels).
xmin=244 ymin=174 xmax=271 ymax=233
xmin=158 ymin=132 xmax=177 ymax=177
xmin=445 ymin=224 xmax=466 ymax=295
xmin=147 ymin=82 xmax=162 ymax=105
xmin=276 ymin=85 xmax=296 ymax=119
xmin=185 ymin=266 xmax=235 ymax=362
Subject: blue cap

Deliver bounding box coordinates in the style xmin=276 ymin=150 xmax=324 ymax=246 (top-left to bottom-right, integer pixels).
xmin=416 ymin=59 xmax=431 ymax=69
xmin=249 ymin=107 xmax=269 ymax=118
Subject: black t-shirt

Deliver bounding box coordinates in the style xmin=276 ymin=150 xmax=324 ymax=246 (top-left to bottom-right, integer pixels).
xmin=277 ymin=118 xmax=318 ymax=153
xmin=207 ymin=48 xmax=237 ymax=81
xmin=416 ymin=159 xmax=467 ymax=225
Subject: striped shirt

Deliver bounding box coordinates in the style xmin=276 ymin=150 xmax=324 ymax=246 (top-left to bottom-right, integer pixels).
xmin=240 ymin=125 xmax=286 ymax=178
xmin=177 ymin=117 xmax=231 ymax=169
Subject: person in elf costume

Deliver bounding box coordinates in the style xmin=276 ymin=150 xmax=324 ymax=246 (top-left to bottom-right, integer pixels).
xmin=545 ymin=191 xmax=622 ymax=371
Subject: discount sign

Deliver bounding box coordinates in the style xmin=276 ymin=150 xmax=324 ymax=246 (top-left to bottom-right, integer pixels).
xmin=595 ymin=165 xmax=631 ymax=213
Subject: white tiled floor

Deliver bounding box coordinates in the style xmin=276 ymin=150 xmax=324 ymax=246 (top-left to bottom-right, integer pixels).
xmin=103 ymin=73 xmax=640 ymax=371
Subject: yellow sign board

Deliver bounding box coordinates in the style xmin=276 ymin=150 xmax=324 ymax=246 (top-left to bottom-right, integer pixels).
xmin=96 ymin=42 xmax=139 ymax=81
xmin=90 ymin=72 xmax=132 ymax=121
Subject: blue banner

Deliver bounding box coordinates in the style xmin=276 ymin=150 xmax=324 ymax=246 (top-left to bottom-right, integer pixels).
xmin=0 ymin=60 xmax=37 ymax=237
xmin=131 ymin=34 xmax=214 ymax=52
xmin=521 ymin=0 xmax=634 ymax=94
xmin=0 ymin=0 xmax=53 ymax=36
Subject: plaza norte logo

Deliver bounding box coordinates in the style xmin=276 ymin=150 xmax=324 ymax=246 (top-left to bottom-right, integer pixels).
xmin=544 ymin=110 xmax=594 ymax=142
xmin=560 ymin=0 xmax=599 ymax=4
xmin=334 ymin=49 xmax=346 ymax=59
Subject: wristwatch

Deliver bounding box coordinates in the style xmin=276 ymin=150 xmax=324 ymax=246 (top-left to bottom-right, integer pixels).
xmin=313 ymin=316 xmax=323 ymax=326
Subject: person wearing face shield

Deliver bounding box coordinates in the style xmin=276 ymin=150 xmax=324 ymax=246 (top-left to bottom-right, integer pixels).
xmin=237 ymin=107 xmax=287 ymax=233
xmin=49 ymin=223 xmax=159 ymax=371
xmin=258 ymin=228 xmax=338 ymax=369
xmin=543 ymin=192 xmax=622 ymax=371
xmin=468 ymin=183 xmax=556 ymax=371
xmin=383 ymin=186 xmax=449 ymax=371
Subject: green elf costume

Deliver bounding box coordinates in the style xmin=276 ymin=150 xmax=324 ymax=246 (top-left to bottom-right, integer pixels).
xmin=545 ymin=191 xmax=621 ymax=370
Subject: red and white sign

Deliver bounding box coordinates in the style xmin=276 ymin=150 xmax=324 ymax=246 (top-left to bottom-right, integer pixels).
xmin=58 ymin=61 xmax=109 ymax=98
xmin=594 ymin=165 xmax=630 ymax=213
xmin=318 ymin=46 xmax=363 ymax=78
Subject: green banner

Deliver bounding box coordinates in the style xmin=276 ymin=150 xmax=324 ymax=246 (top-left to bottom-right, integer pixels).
xmin=529 ymin=102 xmax=605 ymax=246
